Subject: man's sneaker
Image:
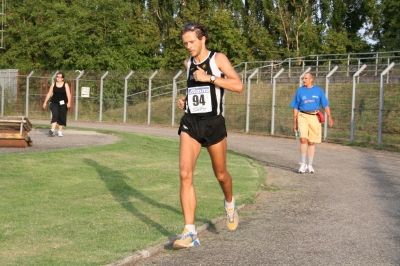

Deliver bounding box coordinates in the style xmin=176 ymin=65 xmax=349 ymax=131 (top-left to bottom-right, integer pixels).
xmin=298 ymin=163 xmax=307 ymax=173
xmin=173 ymin=228 xmax=200 ymax=249
xmin=58 ymin=131 xmax=63 ymax=137
xmin=307 ymin=165 xmax=315 ymax=173
xmin=49 ymin=130 xmax=55 ymax=137
xmin=225 ymin=201 xmax=239 ymax=231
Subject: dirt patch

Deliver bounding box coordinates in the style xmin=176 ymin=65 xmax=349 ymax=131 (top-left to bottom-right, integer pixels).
xmin=0 ymin=129 xmax=119 ymax=154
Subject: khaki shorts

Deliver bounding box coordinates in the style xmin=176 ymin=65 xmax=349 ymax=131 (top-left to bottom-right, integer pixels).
xmin=297 ymin=112 xmax=321 ymax=143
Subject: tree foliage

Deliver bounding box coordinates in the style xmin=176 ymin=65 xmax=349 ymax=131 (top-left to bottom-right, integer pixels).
xmin=0 ymin=0 xmax=393 ymax=71
xmin=372 ymin=0 xmax=400 ymax=50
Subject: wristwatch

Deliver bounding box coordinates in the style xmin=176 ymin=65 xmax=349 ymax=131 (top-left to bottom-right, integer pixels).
xmin=210 ymin=75 xmax=216 ymax=83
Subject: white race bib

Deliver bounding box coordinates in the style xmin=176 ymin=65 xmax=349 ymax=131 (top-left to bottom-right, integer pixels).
xmin=59 ymin=100 xmax=65 ymax=105
xmin=187 ymin=86 xmax=212 ymax=114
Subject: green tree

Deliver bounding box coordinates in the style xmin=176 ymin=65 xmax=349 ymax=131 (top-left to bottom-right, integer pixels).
xmin=317 ymin=0 xmax=373 ymax=53
xmin=372 ymin=0 xmax=400 ymax=50
xmin=2 ymin=0 xmax=56 ymax=70
xmin=239 ymin=0 xmax=279 ymax=61
xmin=0 ymin=0 xmax=381 ymax=71
xmin=1 ymin=0 xmax=161 ymax=70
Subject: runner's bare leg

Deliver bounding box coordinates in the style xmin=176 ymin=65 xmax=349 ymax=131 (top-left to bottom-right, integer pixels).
xmin=207 ymin=137 xmax=233 ymax=203
xmin=179 ymin=132 xmax=202 ymax=224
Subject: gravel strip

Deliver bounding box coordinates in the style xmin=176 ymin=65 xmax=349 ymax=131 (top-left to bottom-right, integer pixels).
xmin=0 ymin=128 xmax=119 ymax=154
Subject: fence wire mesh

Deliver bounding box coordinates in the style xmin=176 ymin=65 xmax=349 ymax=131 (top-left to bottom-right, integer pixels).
xmin=1 ymin=60 xmax=399 ymax=148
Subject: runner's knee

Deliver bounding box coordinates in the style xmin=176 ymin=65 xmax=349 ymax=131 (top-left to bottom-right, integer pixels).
xmin=214 ymin=171 xmax=230 ymax=182
xmin=180 ymin=169 xmax=193 ymax=184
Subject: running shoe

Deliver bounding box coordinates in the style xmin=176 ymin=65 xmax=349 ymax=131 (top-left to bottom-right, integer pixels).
xmin=225 ymin=200 xmax=239 ymax=231
xmin=58 ymin=131 xmax=63 ymax=137
xmin=307 ymin=165 xmax=315 ymax=173
xmin=173 ymin=228 xmax=200 ymax=249
xmin=49 ymin=130 xmax=55 ymax=137
xmin=298 ymin=163 xmax=307 ymax=173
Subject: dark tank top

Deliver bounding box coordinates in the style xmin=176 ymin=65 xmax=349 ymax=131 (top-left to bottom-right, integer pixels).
xmin=185 ymin=51 xmax=225 ymax=118
xmin=50 ymin=82 xmax=68 ymax=104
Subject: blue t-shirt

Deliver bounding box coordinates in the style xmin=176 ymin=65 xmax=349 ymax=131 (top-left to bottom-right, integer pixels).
xmin=289 ymin=86 xmax=329 ymax=111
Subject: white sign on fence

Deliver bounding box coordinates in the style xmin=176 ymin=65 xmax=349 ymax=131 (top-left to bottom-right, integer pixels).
xmin=81 ymin=87 xmax=90 ymax=98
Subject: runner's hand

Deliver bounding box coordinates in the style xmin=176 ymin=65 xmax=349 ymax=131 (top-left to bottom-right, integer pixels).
xmin=193 ymin=66 xmax=208 ymax=82
xmin=177 ymin=97 xmax=186 ymax=110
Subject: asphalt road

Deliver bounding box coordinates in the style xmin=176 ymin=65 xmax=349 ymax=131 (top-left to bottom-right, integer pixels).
xmin=18 ymin=120 xmax=400 ymax=265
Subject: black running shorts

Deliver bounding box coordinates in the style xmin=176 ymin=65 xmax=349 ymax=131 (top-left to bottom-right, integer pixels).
xmin=178 ymin=113 xmax=227 ymax=147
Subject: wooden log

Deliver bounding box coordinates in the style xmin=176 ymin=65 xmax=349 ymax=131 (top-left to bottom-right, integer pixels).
xmin=0 ymin=116 xmax=34 ymax=148
xmin=0 ymin=139 xmax=29 ymax=148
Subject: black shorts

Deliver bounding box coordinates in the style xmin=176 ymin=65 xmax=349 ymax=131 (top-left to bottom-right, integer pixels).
xmin=178 ymin=113 xmax=227 ymax=147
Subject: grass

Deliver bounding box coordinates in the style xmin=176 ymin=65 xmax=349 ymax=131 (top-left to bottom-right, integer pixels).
xmin=0 ymin=128 xmax=265 ymax=266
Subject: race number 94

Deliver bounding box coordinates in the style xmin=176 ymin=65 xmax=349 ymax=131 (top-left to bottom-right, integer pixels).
xmin=187 ymin=86 xmax=212 ymax=113
xmin=192 ymin=94 xmax=206 ymax=106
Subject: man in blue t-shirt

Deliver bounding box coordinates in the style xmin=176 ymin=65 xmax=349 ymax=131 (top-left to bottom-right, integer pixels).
xmin=290 ymin=72 xmax=334 ymax=173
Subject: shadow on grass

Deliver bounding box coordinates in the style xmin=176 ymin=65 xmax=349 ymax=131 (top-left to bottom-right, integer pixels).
xmin=84 ymin=158 xmax=180 ymax=238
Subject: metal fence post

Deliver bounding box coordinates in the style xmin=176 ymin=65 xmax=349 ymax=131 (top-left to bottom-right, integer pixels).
xmin=270 ymin=60 xmax=274 ymax=84
xmin=49 ymin=71 xmax=58 ymax=119
xmin=350 ymin=64 xmax=367 ymax=142
xmin=244 ymin=62 xmax=247 ymax=84
xmin=123 ymin=70 xmax=134 ymax=123
xmin=99 ymin=71 xmax=108 ymax=122
xmin=172 ymin=70 xmax=183 ymax=126
xmin=245 ymin=68 xmax=259 ymax=133
xmin=25 ymin=71 xmax=34 ymax=117
xmin=347 ymin=54 xmax=350 ymax=76
xmin=324 ymin=66 xmax=338 ymax=140
xmin=147 ymin=70 xmax=158 ymax=125
xmin=0 ymin=70 xmax=4 ymax=116
xmin=378 ymin=62 xmax=395 ymax=145
xmin=51 ymin=71 xmax=58 ymax=83
xmin=271 ymin=68 xmax=285 ymax=135
xmin=74 ymin=70 xmax=85 ymax=121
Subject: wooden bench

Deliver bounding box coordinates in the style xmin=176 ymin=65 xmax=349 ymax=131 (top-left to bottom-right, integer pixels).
xmin=0 ymin=116 xmax=33 ymax=148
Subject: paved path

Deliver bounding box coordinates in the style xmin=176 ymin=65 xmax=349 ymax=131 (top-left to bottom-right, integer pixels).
xmin=32 ymin=120 xmax=400 ymax=265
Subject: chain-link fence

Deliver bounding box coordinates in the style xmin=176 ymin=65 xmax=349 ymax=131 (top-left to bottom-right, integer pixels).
xmin=1 ymin=55 xmax=399 ymax=148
